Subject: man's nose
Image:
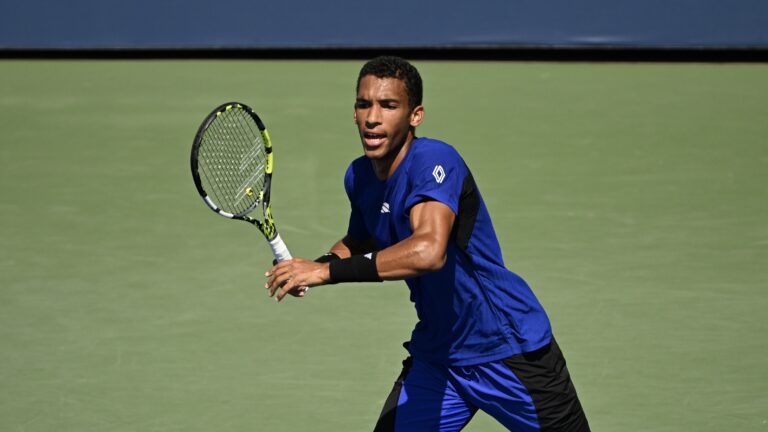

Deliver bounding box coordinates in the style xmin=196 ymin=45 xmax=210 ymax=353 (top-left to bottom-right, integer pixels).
xmin=366 ymin=106 xmax=382 ymax=126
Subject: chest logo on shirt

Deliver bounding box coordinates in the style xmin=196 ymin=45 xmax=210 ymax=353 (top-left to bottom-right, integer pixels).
xmin=432 ymin=165 xmax=446 ymax=184
xmin=380 ymin=202 xmax=390 ymax=213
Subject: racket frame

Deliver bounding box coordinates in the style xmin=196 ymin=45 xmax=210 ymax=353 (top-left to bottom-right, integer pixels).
xmin=190 ymin=102 xmax=292 ymax=262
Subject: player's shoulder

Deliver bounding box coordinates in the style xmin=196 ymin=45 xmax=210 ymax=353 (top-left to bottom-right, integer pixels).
xmin=408 ymin=137 xmax=465 ymax=168
xmin=346 ymin=155 xmax=373 ymax=178
xmin=344 ymin=155 xmax=374 ymax=191
xmin=411 ymin=137 xmax=460 ymax=156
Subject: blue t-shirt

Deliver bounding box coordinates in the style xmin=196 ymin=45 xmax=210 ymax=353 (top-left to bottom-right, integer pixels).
xmin=344 ymin=137 xmax=552 ymax=366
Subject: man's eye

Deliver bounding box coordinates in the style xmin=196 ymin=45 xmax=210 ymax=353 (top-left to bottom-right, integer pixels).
xmin=356 ymin=102 xmax=370 ymax=109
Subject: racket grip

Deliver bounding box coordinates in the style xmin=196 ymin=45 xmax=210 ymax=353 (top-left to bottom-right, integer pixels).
xmin=268 ymin=233 xmax=309 ymax=296
xmin=268 ymin=233 xmax=293 ymax=262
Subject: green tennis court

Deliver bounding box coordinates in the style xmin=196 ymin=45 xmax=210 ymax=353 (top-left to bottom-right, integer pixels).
xmin=1 ymin=60 xmax=766 ymax=431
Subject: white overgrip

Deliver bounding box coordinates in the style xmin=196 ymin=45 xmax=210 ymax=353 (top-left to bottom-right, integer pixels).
xmin=268 ymin=233 xmax=309 ymax=295
xmin=268 ymin=233 xmax=293 ymax=262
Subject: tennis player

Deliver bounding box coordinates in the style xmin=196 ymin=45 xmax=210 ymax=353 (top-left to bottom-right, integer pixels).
xmin=265 ymin=56 xmax=590 ymax=431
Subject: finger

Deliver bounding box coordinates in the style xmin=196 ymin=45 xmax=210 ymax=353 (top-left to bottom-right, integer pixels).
xmin=266 ymin=263 xmax=293 ymax=291
xmin=268 ymin=274 xmax=289 ymax=297
xmin=277 ymin=279 xmax=302 ymax=302
xmin=288 ymin=286 xmax=307 ymax=297
xmin=277 ymin=286 xmax=292 ymax=302
xmin=265 ymin=258 xmax=294 ymax=277
xmin=266 ymin=272 xmax=280 ymax=291
xmin=266 ymin=269 xmax=282 ymax=288
xmin=269 ymin=269 xmax=298 ymax=297
xmin=265 ymin=261 xmax=277 ymax=277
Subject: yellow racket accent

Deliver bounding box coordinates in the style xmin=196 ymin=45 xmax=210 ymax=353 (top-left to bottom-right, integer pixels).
xmin=265 ymin=152 xmax=274 ymax=175
xmin=263 ymin=129 xmax=274 ymax=175
xmin=262 ymin=206 xmax=277 ymax=239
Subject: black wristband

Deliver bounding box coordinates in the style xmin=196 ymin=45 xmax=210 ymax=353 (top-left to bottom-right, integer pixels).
xmin=328 ymin=252 xmax=383 ymax=283
xmin=314 ymin=252 xmax=341 ymax=264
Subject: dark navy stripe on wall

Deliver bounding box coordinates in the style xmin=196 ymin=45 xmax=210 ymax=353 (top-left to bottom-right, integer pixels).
xmin=2 ymin=0 xmax=767 ymax=49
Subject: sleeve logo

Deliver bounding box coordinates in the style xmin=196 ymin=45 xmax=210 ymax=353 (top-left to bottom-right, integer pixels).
xmin=432 ymin=165 xmax=446 ymax=184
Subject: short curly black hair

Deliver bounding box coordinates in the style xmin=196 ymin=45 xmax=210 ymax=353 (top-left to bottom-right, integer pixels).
xmin=356 ymin=56 xmax=423 ymax=109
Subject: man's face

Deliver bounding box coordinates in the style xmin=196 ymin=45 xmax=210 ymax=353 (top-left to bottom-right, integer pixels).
xmin=354 ymin=75 xmax=422 ymax=160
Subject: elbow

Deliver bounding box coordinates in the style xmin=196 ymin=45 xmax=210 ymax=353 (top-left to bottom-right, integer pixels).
xmin=426 ymin=254 xmax=447 ymax=273
xmin=412 ymin=239 xmax=448 ymax=273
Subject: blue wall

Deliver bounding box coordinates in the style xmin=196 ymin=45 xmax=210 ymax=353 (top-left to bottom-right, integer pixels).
xmin=2 ymin=0 xmax=767 ymax=49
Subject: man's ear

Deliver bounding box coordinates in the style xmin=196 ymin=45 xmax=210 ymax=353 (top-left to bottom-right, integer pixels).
xmin=410 ymin=105 xmax=425 ymax=127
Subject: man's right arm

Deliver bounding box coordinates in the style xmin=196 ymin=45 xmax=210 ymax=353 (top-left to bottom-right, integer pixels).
xmin=264 ymin=235 xmax=377 ymax=301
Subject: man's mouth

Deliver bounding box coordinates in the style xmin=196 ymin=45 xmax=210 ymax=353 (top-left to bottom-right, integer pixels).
xmin=363 ymin=132 xmax=387 ymax=147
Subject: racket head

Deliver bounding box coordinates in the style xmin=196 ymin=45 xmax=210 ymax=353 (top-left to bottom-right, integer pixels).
xmin=190 ymin=102 xmax=274 ymax=220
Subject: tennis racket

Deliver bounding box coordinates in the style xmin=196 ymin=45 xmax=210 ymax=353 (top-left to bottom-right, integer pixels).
xmin=190 ymin=102 xmax=294 ymax=265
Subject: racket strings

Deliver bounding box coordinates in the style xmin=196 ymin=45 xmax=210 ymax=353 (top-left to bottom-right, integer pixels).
xmin=207 ymin=110 xmax=262 ymax=202
xmin=197 ymin=108 xmax=267 ymax=217
xmin=205 ymin=110 xmax=266 ymax=212
xmin=199 ymin=119 xmax=245 ymax=212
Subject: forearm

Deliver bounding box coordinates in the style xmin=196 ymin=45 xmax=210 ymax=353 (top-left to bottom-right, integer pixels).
xmin=374 ymin=233 xmax=446 ymax=280
xmin=327 ymin=236 xmax=377 ymax=259
xmin=327 ymin=239 xmax=352 ymax=259
xmin=329 ymin=201 xmax=452 ymax=283
xmin=328 ymin=231 xmax=446 ymax=283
